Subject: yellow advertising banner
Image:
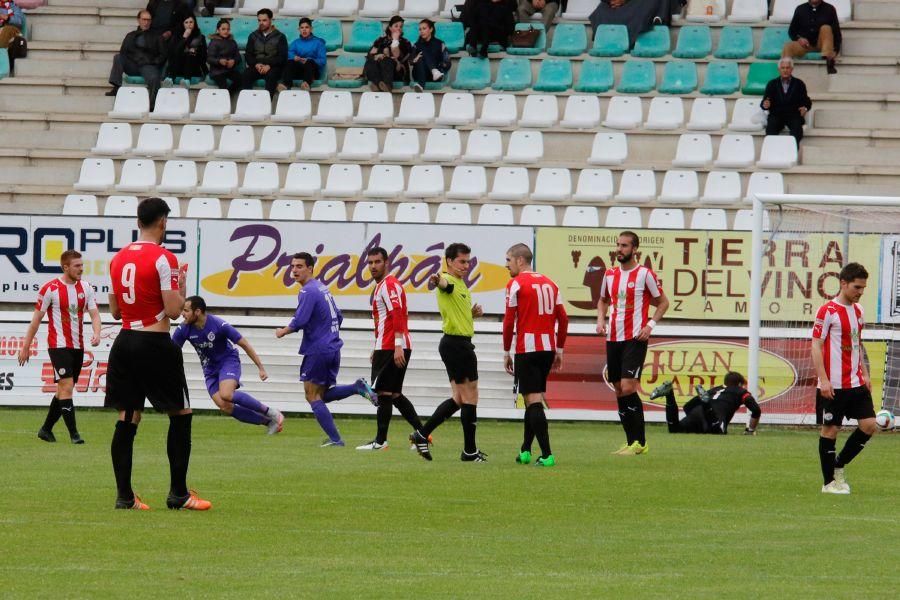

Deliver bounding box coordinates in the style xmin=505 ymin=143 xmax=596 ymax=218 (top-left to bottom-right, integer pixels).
xmin=534 ymin=228 xmax=881 ymax=321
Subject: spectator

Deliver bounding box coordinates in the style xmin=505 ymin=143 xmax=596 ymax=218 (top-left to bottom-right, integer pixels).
xmin=207 ymin=18 xmax=241 ymax=94
xmin=0 ymin=0 xmax=24 ymax=49
xmin=463 ymin=0 xmax=516 ymax=58
xmin=146 ymin=0 xmax=191 ymax=41
xmin=411 ymin=18 xmax=450 ymax=93
xmin=784 ymin=0 xmax=841 ymax=75
xmin=589 ymin=0 xmax=683 ymax=48
xmin=364 ymin=15 xmax=413 ymax=93
xmin=240 ymin=8 xmax=288 ymax=95
xmin=167 ymin=14 xmax=207 ymax=83
xmin=762 ymin=57 xmax=812 ymax=146
xmin=517 ymin=0 xmax=567 ymax=31
xmin=106 ymin=10 xmax=168 ymax=110
xmin=277 ymin=17 xmax=326 ymax=92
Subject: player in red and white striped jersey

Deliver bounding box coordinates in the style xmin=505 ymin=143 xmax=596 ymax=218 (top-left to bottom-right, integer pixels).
xmin=596 ymin=231 xmax=669 ymax=456
xmin=811 ymin=262 xmax=877 ymax=495
xmin=357 ymin=247 xmax=425 ymax=451
xmin=18 ymin=250 xmax=101 ymax=445
xmin=503 ymin=243 xmax=568 ymax=467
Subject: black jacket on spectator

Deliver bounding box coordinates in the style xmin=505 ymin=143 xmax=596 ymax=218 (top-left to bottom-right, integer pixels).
xmin=463 ymin=0 xmax=516 ymax=50
xmin=245 ymin=27 xmax=288 ymax=68
xmin=120 ymin=28 xmax=168 ymax=67
xmin=146 ymin=0 xmax=190 ymax=37
xmin=206 ymin=33 xmax=240 ymax=76
xmin=414 ymin=36 xmax=451 ymax=73
xmin=168 ymin=28 xmax=208 ymax=79
xmin=761 ymin=76 xmax=812 ymax=117
xmin=367 ymin=34 xmax=413 ymax=82
xmin=788 ymin=1 xmax=842 ymax=53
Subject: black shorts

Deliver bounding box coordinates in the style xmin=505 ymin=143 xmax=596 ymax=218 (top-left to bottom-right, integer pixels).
xmin=514 ymin=351 xmax=555 ymax=395
xmin=818 ymin=386 xmax=876 ymax=425
xmin=439 ymin=335 xmax=478 ymax=384
xmin=371 ymin=349 xmax=411 ymax=394
xmin=104 ymin=329 xmax=190 ymax=413
xmin=606 ymin=339 xmax=648 ymax=383
xmin=48 ymin=348 xmax=84 ymax=383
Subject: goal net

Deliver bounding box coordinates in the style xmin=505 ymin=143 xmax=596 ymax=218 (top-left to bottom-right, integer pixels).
xmin=748 ymin=195 xmax=900 ymax=425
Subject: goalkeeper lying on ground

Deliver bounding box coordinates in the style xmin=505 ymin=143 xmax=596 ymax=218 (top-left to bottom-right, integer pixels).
xmin=651 ymin=371 xmax=761 ymax=435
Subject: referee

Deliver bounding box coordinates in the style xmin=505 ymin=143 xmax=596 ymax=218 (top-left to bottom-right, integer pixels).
xmin=410 ymin=243 xmax=486 ymax=462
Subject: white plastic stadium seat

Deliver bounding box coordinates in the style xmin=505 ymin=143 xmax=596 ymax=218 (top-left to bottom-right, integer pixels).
xmin=588 ymin=132 xmax=628 ymax=165
xmin=352 ymin=201 xmax=389 ymax=222
xmin=191 ymin=88 xmax=231 ymax=121
xmin=198 ymin=161 xmax=239 ymax=195
xmin=602 ymin=96 xmax=642 ymax=130
xmin=104 ymin=195 xmax=138 ymax=217
xmin=659 ymin=170 xmax=700 ymax=203
xmin=186 ymin=197 xmax=222 ymax=218
xmin=161 ymin=197 xmax=181 ymax=217
xmin=531 ymin=168 xmax=572 ymax=202
xmin=519 ymin=205 xmax=556 ymax=226
xmin=227 ymin=198 xmax=264 ymax=219
xmin=239 ymin=162 xmax=281 ymax=196
xmin=108 ymin=87 xmax=149 ymax=119
xmin=700 ymin=171 xmax=742 ymax=204
xmin=435 ymin=202 xmax=472 ymax=224
xmin=313 ymin=90 xmax=354 ymax=124
xmin=401 ymin=0 xmax=440 ymax=18
xmin=505 ymin=131 xmax=543 ymax=164
xmin=831 ymin=0 xmax=852 ymax=22
xmin=647 ymin=208 xmax=685 ymax=229
xmin=281 ymin=0 xmax=320 ymax=16
xmin=686 ymin=0 xmax=725 ymax=22
xmin=269 ymin=199 xmax=306 ymax=220
xmin=423 ymin=129 xmax=462 ymax=162
xmin=395 ymin=92 xmax=435 ymax=125
xmin=133 ymin=123 xmax=173 ymax=157
xmin=319 ymin=0 xmax=358 ymax=17
xmin=446 ymin=166 xmax=487 ymax=199
xmin=733 ymin=208 xmax=771 ymax=231
xmin=272 ymin=90 xmax=312 ymax=123
xmin=605 ymin=206 xmax=642 ymax=228
xmin=233 ymin=89 xmax=272 ymax=122
xmin=645 ymin=97 xmax=684 ymax=130
xmin=92 ymin=123 xmax=132 ymax=156
xmin=380 ymin=129 xmax=420 ymax=161
xmin=282 ymin=163 xmax=322 ymax=196
xmin=354 ymin=92 xmax=394 ymax=125
xmin=63 ymin=194 xmax=98 ymax=216
xmin=563 ymin=206 xmax=599 ymax=228
xmin=364 ymin=165 xmax=405 ymax=198
xmin=462 ymin=130 xmax=503 ymax=163
xmin=714 ymin=134 xmax=756 ymax=168
xmin=687 ymin=98 xmax=727 ymax=131
xmin=174 ymin=125 xmax=215 ymax=158
xmin=240 ymin=0 xmax=277 ymax=15
xmin=745 ymin=172 xmax=785 ymax=202
xmin=323 ymin=164 xmax=364 ymax=197
xmin=436 ymin=93 xmax=476 ymax=126
xmin=394 ymin=202 xmax=430 ymax=223
xmin=360 ymin=0 xmax=397 ymax=17
xmin=157 ymin=160 xmax=198 ymax=194
xmin=757 ymin=135 xmax=798 ymax=169
xmin=215 ymin=125 xmax=256 ymax=158
xmin=519 ymin=95 xmax=558 ymax=128
xmin=477 ymin=94 xmax=517 ymax=127
xmin=560 ymin=95 xmax=601 ymax=129
xmin=561 ymin=0 xmax=596 ymax=19
xmin=256 ymin=125 xmax=297 ymax=159
xmin=115 ymin=159 xmax=156 ymax=193
xmin=573 ymin=169 xmax=614 ymax=202
xmin=690 ymin=208 xmax=728 ymax=230
xmin=728 ymin=0 xmax=767 ymax=22
xmin=616 ymin=170 xmax=656 ymax=203
xmin=298 ymin=127 xmax=338 ymax=159
xmin=338 ymin=127 xmax=379 ymax=160
xmin=771 ymin=0 xmax=804 ymax=24
xmin=672 ymin=134 xmax=713 ymax=167
xmin=729 ymin=98 xmax=766 ymax=132
xmin=74 ymin=159 xmax=115 ymax=191
xmin=477 ymin=204 xmax=514 ymax=225
xmin=150 ymin=88 xmax=190 ymax=120
xmin=311 ymin=200 xmax=348 ymax=221
xmin=405 ymin=165 xmax=444 ymax=197
xmin=488 ymin=167 xmax=529 ymax=201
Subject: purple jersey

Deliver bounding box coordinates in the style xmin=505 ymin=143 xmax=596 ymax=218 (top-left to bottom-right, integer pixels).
xmin=288 ymin=279 xmax=344 ymax=356
xmin=172 ymin=314 xmax=242 ymax=373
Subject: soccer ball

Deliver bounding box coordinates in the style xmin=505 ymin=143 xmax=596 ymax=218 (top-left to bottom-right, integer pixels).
xmin=875 ymin=410 xmax=895 ymax=432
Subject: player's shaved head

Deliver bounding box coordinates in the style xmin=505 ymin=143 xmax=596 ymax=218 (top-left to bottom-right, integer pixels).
xmin=507 ymin=243 xmax=533 ymax=264
xmin=137 ymin=197 xmax=171 ymax=228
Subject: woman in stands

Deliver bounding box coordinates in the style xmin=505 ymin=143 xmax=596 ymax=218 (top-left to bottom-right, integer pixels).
xmin=206 ymin=18 xmax=241 ymax=95
xmin=363 ymin=15 xmax=413 ymax=93
xmin=462 ymin=0 xmax=516 ymax=58
xmin=167 ymin=14 xmax=208 ymax=84
xmin=411 ymin=19 xmax=451 ymax=93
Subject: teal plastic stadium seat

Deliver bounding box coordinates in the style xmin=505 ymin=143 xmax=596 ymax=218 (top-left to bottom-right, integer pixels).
xmin=274 ymin=18 xmax=296 ymax=36
xmin=328 ymin=55 xmax=365 ymax=87
xmin=632 ymin=25 xmax=670 ymax=58
xmin=492 ymin=57 xmax=531 ymax=91
xmin=436 ymin=22 xmax=464 ymax=53
xmin=231 ymin=17 xmax=258 ymax=51
xmin=452 ymin=57 xmax=491 ymax=90
xmin=700 ymin=61 xmax=740 ymax=95
xmin=123 ymin=75 xmax=146 ymax=84
xmin=575 ymin=59 xmax=614 ymax=93
xmin=616 ymin=60 xmax=656 ymax=94
xmin=507 ymin=23 xmax=546 ymax=56
xmin=714 ymin=26 xmax=753 ymax=59
xmin=313 ymin=19 xmax=343 ymax=52
xmin=673 ymin=25 xmax=711 ymax=59
xmin=345 ymin=20 xmax=384 ymax=53
xmin=590 ymin=24 xmax=629 ymax=57
xmin=549 ymin=23 xmax=587 ymax=57
xmin=742 ymin=61 xmax=779 ymax=95
xmin=756 ymin=27 xmax=789 ymax=60
xmin=198 ymin=16 xmax=218 ymax=35
xmin=534 ymin=59 xmax=573 ymax=92
xmin=0 ymin=49 xmax=10 ymax=80
xmin=658 ymin=60 xmax=697 ymax=94
xmin=403 ymin=21 xmax=418 ymax=43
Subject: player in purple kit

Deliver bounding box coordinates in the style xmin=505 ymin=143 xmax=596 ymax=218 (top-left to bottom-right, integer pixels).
xmin=275 ymin=252 xmax=377 ymax=447
xmin=173 ymin=296 xmax=284 ymax=434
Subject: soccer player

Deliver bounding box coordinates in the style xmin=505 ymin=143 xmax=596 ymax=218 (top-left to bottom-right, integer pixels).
xmin=651 ymin=372 xmax=761 ymax=435
xmin=18 ymin=250 xmax=102 ymax=445
xmin=503 ymin=243 xmax=568 ymax=467
xmin=105 ymin=197 xmax=211 ymax=511
xmin=356 ymin=247 xmax=425 ymax=451
xmin=410 ymin=243 xmax=486 ymax=462
xmin=275 ymin=252 xmax=377 ymax=447
xmin=172 ymin=296 xmax=284 ymax=434
xmin=596 ymin=231 xmax=669 ymax=456
xmin=811 ymin=262 xmax=877 ymax=495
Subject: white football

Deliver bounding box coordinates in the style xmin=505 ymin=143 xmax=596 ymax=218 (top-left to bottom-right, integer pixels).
xmin=875 ymin=410 xmax=895 ymax=432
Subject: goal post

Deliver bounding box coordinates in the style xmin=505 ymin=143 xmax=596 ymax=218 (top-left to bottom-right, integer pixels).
xmin=748 ymin=193 xmax=900 ymax=424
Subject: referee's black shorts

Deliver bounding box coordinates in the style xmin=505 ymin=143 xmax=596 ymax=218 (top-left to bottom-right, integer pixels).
xmin=48 ymin=348 xmax=84 ymax=383
xmin=514 ymin=351 xmax=555 ymax=395
xmin=606 ymin=339 xmax=648 ymax=383
xmin=818 ymin=385 xmax=875 ymax=426
xmin=104 ymin=329 xmax=190 ymax=413
xmin=371 ymin=349 xmax=411 ymax=394
xmin=439 ymin=334 xmax=478 ymax=384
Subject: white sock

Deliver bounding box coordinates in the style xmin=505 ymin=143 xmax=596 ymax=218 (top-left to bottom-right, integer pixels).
xmin=431 ymin=68 xmax=443 ymax=81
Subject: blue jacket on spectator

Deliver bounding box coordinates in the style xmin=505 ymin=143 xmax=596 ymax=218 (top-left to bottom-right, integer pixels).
xmin=2 ymin=1 xmax=25 ymax=29
xmin=287 ymin=34 xmax=326 ymax=72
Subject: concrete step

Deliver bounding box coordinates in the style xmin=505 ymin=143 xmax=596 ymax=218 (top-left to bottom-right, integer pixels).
xmin=813 ymin=109 xmax=900 ymax=130
xmin=14 ymin=58 xmax=112 ymax=79
xmin=840 ymin=33 xmax=900 ymax=58
xmin=828 ymin=72 xmax=900 ymax=94
xmin=0 ymin=93 xmax=113 ymax=114
xmin=28 ymin=23 xmax=133 ymax=44
xmin=49 ymin=0 xmax=146 ymax=8
xmin=854 ymin=1 xmax=900 ymax=21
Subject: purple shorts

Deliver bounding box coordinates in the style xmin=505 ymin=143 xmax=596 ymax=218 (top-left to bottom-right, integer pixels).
xmin=300 ymin=350 xmax=340 ymax=387
xmin=204 ymin=355 xmax=242 ymax=397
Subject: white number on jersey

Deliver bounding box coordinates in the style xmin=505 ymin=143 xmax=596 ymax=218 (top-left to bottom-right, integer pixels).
xmin=532 ymin=283 xmax=555 ymax=316
xmin=121 ymin=263 xmax=137 ymax=304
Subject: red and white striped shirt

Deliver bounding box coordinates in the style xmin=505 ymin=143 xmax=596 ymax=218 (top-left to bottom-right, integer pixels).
xmin=599 ymin=265 xmax=661 ymax=342
xmin=109 ymin=241 xmax=179 ymax=330
xmin=503 ymin=272 xmax=569 ymax=354
xmin=812 ymin=299 xmax=865 ymax=390
xmin=35 ymin=278 xmax=97 ymax=349
xmin=372 ymin=275 xmax=411 ymax=351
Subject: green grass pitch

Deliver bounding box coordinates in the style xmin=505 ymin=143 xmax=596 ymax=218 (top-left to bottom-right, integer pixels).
xmin=1 ymin=408 xmax=898 ymax=598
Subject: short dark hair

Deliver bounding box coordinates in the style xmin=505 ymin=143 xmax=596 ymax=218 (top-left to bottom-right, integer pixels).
xmin=216 ymin=18 xmax=231 ymax=30
xmin=292 ymin=252 xmax=316 ymax=268
xmin=185 ymin=295 xmax=207 ymax=313
xmin=839 ymin=262 xmax=868 ymax=283
xmin=137 ymin=197 xmax=171 ymax=228
xmin=445 ymin=243 xmax=471 ymax=261
xmin=507 ymin=243 xmax=533 ymax=263
xmin=299 ymin=17 xmax=312 ymax=27
xmin=724 ymin=371 xmax=745 ymax=387
xmin=385 ymin=14 xmax=404 ymax=35
xmin=619 ymin=230 xmax=640 ymax=249
xmin=60 ymin=250 xmax=82 ymax=267
xmin=367 ymin=247 xmax=389 ymax=261
xmin=257 ymin=8 xmax=273 ymax=18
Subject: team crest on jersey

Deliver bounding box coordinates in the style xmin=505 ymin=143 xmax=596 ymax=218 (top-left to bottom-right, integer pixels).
xmin=627 ymin=282 xmax=635 ymax=289
xmin=207 ymin=332 xmax=216 ymax=342
xmin=78 ymin=293 xmax=85 ymax=300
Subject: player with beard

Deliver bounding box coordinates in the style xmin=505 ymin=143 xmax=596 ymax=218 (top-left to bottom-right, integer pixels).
xmin=596 ymin=231 xmax=669 ymax=456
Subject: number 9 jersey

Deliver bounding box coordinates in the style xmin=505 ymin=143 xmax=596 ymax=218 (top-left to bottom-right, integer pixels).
xmin=110 ymin=241 xmax=180 ymax=330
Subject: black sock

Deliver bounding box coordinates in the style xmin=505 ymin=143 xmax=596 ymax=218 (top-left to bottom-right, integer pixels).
xmin=626 ymin=393 xmax=646 ymax=445
xmin=58 ymin=398 xmax=78 ymax=435
xmin=819 ymin=436 xmax=837 ymax=484
xmin=664 ymin=392 xmax=680 ymax=433
xmin=521 ymin=410 xmax=535 ymax=453
xmin=42 ymin=396 xmax=61 ymax=432
xmin=460 ymin=403 xmax=477 ymax=454
xmin=392 ymin=395 xmax=423 ymax=431
xmin=421 ymin=398 xmax=459 ymax=437
xmin=836 ymin=428 xmax=872 ymax=468
xmin=526 ymin=403 xmax=551 ymax=458
xmin=111 ymin=420 xmax=138 ymax=502
xmin=167 ymin=414 xmax=192 ymax=498
xmin=616 ymin=396 xmax=634 ymax=445
xmin=375 ymin=396 xmax=393 ymax=444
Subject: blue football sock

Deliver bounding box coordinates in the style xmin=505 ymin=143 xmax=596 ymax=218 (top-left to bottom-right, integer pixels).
xmin=232 ymin=390 xmax=269 ymax=415
xmin=232 ymin=404 xmax=267 ymax=425
xmin=310 ymin=400 xmax=341 ymax=442
xmin=323 ymin=383 xmax=358 ymax=403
